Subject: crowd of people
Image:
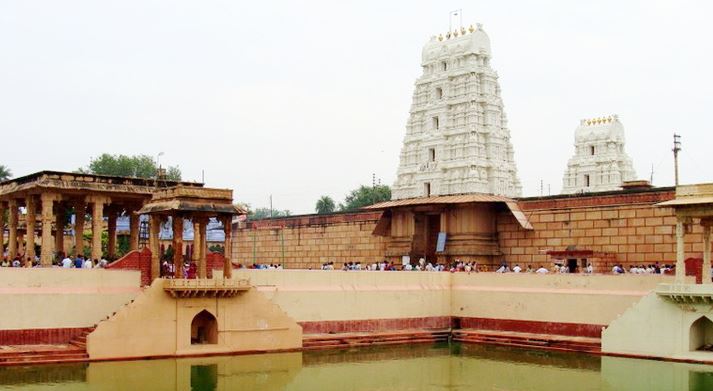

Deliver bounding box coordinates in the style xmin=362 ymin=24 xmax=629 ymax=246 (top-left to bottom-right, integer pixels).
xmin=251 ymin=258 xmax=678 ymax=275
xmin=1 ymin=248 xmax=678 ymax=276
xmin=611 ymin=263 xmax=674 ymax=274
xmin=0 ymin=251 xmax=109 ymax=269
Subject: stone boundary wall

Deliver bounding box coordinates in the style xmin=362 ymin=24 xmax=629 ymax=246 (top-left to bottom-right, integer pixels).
xmin=107 ymin=249 xmax=228 ymax=283
xmin=232 ymin=187 xmax=699 ymax=271
xmin=233 ymin=212 xmax=386 ymax=269
xmin=106 ymin=249 xmax=153 ymax=285
xmin=0 ymin=268 xmax=141 ymax=344
xmin=235 ymin=270 xmax=675 ymax=337
xmin=498 ymin=188 xmax=706 ymax=272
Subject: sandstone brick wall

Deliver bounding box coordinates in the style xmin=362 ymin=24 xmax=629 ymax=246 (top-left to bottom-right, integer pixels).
xmin=233 ymin=212 xmax=386 ymax=269
xmin=498 ymin=188 xmax=706 ymax=271
xmin=232 ymin=187 xmax=706 ymax=272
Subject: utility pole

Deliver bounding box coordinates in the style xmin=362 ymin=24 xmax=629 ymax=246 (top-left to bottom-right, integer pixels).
xmin=372 ymin=173 xmax=376 ymax=205
xmin=673 ymin=134 xmax=681 ymax=186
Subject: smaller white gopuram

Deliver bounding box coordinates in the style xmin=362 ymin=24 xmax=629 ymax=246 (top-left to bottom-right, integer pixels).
xmin=561 ymin=115 xmax=636 ymax=194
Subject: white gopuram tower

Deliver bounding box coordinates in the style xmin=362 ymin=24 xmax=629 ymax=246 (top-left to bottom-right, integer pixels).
xmin=561 ymin=115 xmax=637 ymax=194
xmin=391 ymin=24 xmax=522 ymax=200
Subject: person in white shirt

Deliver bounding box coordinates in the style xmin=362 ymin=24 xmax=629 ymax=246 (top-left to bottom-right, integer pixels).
xmin=585 ymin=263 xmax=594 ymax=274
xmin=495 ymin=265 xmax=506 ymax=273
xmin=535 ymin=266 xmax=549 ymax=274
xmin=512 ymin=264 xmax=522 ymax=273
xmin=83 ymin=258 xmax=94 ymax=269
xmin=404 ymin=263 xmax=413 ymax=271
xmin=62 ymin=256 xmax=73 ymax=268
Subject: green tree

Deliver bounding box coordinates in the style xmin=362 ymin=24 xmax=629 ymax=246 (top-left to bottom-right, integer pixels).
xmin=0 ymin=165 xmax=11 ymax=181
xmin=340 ymin=185 xmax=391 ymax=211
xmin=249 ymin=207 xmax=291 ymax=220
xmin=80 ymin=154 xmax=181 ymax=180
xmin=315 ymin=196 xmax=336 ymax=214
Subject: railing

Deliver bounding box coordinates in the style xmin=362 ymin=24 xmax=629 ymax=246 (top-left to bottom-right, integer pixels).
xmin=163 ymin=278 xmax=251 ymax=298
xmin=655 ymin=283 xmax=713 ymax=304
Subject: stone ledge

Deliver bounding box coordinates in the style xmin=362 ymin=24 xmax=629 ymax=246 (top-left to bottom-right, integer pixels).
xmin=163 ymin=278 xmax=250 ymax=298
xmin=656 ymin=283 xmax=713 ymax=304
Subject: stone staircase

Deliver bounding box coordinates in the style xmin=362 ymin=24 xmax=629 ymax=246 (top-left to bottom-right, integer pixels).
xmin=68 ymin=329 xmax=93 ymax=350
xmin=303 ymin=329 xmax=451 ymax=350
xmin=0 ymin=295 xmax=140 ymax=366
xmin=0 ymin=344 xmax=89 ymax=366
xmin=452 ymin=329 xmax=601 ymax=354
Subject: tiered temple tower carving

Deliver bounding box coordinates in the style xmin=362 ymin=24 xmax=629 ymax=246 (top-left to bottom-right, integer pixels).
xmin=561 ymin=115 xmax=637 ymax=194
xmin=391 ymin=24 xmax=522 ymax=200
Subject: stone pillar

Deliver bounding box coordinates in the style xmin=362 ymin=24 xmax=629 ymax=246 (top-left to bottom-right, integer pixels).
xmin=129 ymin=211 xmax=140 ymax=252
xmin=703 ymin=222 xmax=712 ymax=285
xmin=40 ymin=193 xmax=58 ymax=267
xmin=89 ymin=197 xmax=108 ymax=261
xmin=149 ymin=214 xmax=161 ymax=280
xmin=25 ymin=196 xmax=36 ymax=265
xmin=675 ymin=218 xmax=685 ymax=284
xmin=221 ymin=215 xmax=233 ymax=279
xmin=73 ymin=201 xmax=86 ymax=258
xmin=0 ymin=202 xmax=4 ymax=257
xmin=7 ymin=199 xmax=18 ymax=259
xmin=193 ymin=218 xmax=205 ymax=278
xmin=172 ymin=216 xmax=184 ymax=279
xmin=199 ymin=219 xmax=207 ymax=278
xmin=107 ymin=209 xmax=117 ymax=259
xmin=55 ymin=206 xmax=65 ymax=259
xmin=17 ymin=232 xmax=24 ymax=256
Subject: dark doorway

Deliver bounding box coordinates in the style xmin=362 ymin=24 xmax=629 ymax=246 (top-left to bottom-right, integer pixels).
xmin=191 ymin=310 xmax=218 ymax=345
xmin=425 ymin=214 xmax=441 ymax=263
xmin=412 ymin=214 xmax=426 ymax=260
xmin=567 ymin=259 xmax=578 ymax=273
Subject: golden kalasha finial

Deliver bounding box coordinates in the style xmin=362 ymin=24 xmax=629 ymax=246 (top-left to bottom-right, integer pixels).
xmin=461 ymin=27 xmax=466 ymax=35
xmin=469 ymin=24 xmax=475 ymax=33
xmin=453 ymin=30 xmax=459 ymax=37
xmin=445 ymin=31 xmax=451 ymax=39
xmin=438 ymin=34 xmax=444 ymax=41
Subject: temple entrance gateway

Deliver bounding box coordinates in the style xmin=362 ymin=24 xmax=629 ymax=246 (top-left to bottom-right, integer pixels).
xmin=368 ymin=195 xmax=533 ymax=268
xmin=191 ymin=310 xmax=218 ymax=344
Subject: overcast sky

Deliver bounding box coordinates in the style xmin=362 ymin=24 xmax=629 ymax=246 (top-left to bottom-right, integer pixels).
xmin=1 ymin=1 xmax=711 ymax=214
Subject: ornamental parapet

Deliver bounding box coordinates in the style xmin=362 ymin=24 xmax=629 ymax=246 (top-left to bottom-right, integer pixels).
xmin=163 ymin=278 xmax=251 ymax=298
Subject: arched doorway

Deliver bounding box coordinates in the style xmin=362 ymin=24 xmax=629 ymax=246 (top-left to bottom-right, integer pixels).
xmin=191 ymin=310 xmax=218 ymax=345
xmin=689 ymin=316 xmax=713 ymax=351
